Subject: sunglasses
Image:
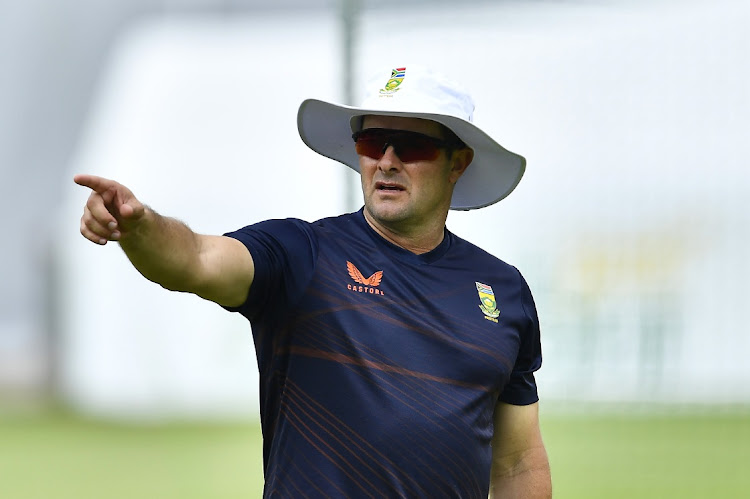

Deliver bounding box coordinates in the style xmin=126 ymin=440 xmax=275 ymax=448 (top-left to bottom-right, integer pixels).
xmin=352 ymin=128 xmax=459 ymax=162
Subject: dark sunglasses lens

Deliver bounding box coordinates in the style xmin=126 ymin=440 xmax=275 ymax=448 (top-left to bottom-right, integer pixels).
xmin=396 ymin=136 xmax=441 ymax=162
xmin=354 ymin=135 xmax=387 ymax=159
xmin=354 ymin=131 xmax=442 ymax=162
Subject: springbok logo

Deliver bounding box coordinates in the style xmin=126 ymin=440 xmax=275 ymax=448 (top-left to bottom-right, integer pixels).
xmin=476 ymin=282 xmax=500 ymax=322
xmin=379 ymin=67 xmax=406 ymax=95
xmin=347 ymin=261 xmax=385 ymax=295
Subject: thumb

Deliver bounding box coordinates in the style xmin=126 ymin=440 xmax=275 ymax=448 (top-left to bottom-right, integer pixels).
xmin=110 ymin=188 xmax=145 ymax=226
xmin=116 ymin=197 xmax=140 ymax=219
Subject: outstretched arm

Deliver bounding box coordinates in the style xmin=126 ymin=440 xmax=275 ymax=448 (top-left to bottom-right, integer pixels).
xmin=74 ymin=174 xmax=254 ymax=307
xmin=490 ymin=401 xmax=552 ymax=498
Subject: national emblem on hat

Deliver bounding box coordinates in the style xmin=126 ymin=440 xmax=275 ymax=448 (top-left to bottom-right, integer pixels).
xmin=380 ymin=67 xmax=406 ymax=95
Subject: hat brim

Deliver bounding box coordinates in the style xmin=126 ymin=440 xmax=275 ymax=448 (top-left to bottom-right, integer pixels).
xmin=297 ymin=98 xmax=526 ymax=211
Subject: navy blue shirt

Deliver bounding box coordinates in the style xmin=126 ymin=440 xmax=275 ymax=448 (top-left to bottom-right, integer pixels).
xmin=225 ymin=209 xmax=542 ymax=498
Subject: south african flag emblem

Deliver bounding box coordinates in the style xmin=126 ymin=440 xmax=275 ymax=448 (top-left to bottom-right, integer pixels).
xmin=380 ymin=67 xmax=406 ymax=94
xmin=476 ymin=282 xmax=500 ymax=319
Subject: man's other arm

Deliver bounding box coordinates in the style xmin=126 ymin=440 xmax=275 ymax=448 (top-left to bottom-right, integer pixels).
xmin=489 ymin=401 xmax=552 ymax=498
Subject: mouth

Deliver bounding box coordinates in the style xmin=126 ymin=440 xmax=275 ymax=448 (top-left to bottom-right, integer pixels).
xmin=375 ymin=181 xmax=405 ymax=192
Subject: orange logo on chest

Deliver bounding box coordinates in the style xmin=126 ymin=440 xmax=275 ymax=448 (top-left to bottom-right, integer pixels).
xmin=346 ymin=261 xmax=385 ymax=296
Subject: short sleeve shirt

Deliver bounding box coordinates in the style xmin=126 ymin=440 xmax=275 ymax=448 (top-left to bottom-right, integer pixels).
xmin=224 ymin=209 xmax=542 ymax=498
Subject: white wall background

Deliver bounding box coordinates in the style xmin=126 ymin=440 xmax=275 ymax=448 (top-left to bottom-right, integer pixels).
xmin=56 ymin=0 xmax=750 ymax=419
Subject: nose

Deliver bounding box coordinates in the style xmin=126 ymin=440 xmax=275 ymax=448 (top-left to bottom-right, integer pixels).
xmin=377 ymin=144 xmax=402 ymax=171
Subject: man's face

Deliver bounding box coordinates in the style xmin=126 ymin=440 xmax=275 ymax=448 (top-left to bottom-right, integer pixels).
xmin=357 ymin=115 xmax=470 ymax=232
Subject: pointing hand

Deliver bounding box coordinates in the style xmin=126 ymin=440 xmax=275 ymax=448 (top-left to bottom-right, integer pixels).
xmin=74 ymin=174 xmax=146 ymax=245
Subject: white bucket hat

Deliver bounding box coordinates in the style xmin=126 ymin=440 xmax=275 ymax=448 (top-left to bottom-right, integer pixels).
xmin=297 ymin=65 xmax=526 ymax=210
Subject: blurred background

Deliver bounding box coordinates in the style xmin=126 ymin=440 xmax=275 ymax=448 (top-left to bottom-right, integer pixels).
xmin=1 ymin=0 xmax=748 ymax=497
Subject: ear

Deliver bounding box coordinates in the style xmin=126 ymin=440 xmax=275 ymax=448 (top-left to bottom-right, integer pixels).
xmin=448 ymin=148 xmax=474 ymax=184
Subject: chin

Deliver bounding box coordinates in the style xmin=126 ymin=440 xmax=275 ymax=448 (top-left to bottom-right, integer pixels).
xmin=365 ymin=202 xmax=411 ymax=224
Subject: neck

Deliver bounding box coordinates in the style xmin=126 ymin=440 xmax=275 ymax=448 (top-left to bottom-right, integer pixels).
xmin=362 ymin=209 xmax=447 ymax=255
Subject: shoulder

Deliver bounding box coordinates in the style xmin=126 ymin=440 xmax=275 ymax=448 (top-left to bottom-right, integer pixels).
xmin=445 ymin=231 xmax=536 ymax=312
xmin=446 ymin=230 xmax=522 ymax=277
xmin=309 ymin=211 xmax=365 ymax=232
xmin=246 ymin=211 xmax=360 ymax=232
xmin=224 ymin=211 xmax=365 ymax=254
xmin=225 ymin=212 xmax=345 ymax=240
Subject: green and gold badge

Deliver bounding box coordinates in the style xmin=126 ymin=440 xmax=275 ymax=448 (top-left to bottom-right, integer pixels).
xmin=476 ymin=282 xmax=500 ymax=320
xmin=380 ymin=67 xmax=406 ymax=94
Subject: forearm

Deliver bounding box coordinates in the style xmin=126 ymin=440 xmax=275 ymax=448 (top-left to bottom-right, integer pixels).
xmin=490 ymin=467 xmax=552 ymax=498
xmin=118 ymin=206 xmax=204 ymax=292
xmin=490 ymin=447 xmax=551 ymax=499
xmin=75 ymin=174 xmax=252 ymax=304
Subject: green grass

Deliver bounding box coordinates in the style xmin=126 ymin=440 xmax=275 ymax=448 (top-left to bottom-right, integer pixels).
xmin=1 ymin=408 xmax=749 ymax=498
xmin=0 ymin=411 xmax=265 ymax=499
xmin=544 ymin=409 xmax=750 ymax=498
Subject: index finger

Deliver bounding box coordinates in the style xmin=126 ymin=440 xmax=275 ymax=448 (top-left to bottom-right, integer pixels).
xmin=73 ymin=174 xmax=118 ymax=194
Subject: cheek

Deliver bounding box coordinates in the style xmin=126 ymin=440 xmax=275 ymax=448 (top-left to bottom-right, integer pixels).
xmin=413 ymin=163 xmax=452 ymax=190
xmin=359 ymin=156 xmax=378 ymax=172
xmin=358 ymin=158 xmax=374 ymax=179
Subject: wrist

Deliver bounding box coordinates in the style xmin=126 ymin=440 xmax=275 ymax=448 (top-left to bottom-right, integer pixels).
xmin=118 ymin=204 xmax=156 ymax=245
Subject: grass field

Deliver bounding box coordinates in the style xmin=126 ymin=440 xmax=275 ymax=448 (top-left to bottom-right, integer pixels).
xmin=542 ymin=409 xmax=750 ymax=498
xmin=1 ymin=408 xmax=748 ymax=498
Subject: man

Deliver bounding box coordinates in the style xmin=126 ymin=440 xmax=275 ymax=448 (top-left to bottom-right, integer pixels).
xmin=75 ymin=65 xmax=551 ymax=498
